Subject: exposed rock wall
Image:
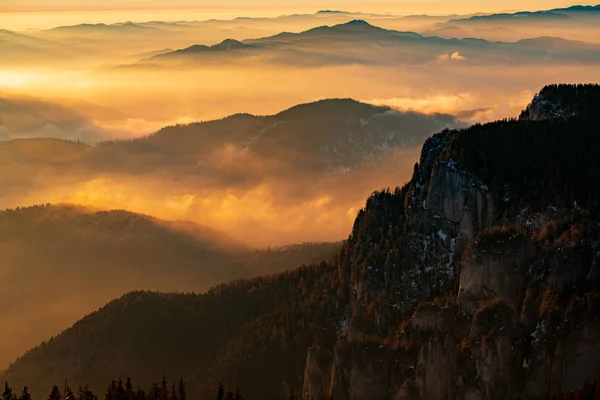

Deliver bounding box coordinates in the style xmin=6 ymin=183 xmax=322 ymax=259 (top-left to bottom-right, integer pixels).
xmin=302 ymin=89 xmax=600 ymax=400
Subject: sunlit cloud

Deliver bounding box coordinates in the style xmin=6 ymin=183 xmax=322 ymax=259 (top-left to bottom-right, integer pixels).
xmin=436 ymin=51 xmax=467 ymax=63
xmin=0 ymin=71 xmax=37 ymax=88
xmin=367 ymin=93 xmax=477 ymax=115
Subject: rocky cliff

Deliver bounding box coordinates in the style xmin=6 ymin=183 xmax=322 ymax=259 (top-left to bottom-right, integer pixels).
xmin=519 ymin=83 xmax=600 ymax=121
xmin=302 ymin=84 xmax=600 ymax=400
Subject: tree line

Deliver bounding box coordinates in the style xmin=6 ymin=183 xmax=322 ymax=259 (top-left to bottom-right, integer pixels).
xmin=2 ymin=376 xmax=187 ymax=400
xmin=3 ymin=378 xmax=306 ymax=400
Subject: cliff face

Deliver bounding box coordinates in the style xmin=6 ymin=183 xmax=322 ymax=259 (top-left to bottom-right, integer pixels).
xmin=519 ymin=83 xmax=600 ymax=120
xmin=302 ymin=85 xmax=600 ymax=400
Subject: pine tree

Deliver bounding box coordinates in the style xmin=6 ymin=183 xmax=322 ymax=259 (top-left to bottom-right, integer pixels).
xmin=105 ymin=380 xmax=118 ymax=400
xmin=18 ymin=387 xmax=31 ymax=400
xmin=176 ymin=379 xmax=186 ymax=400
xmin=64 ymin=387 xmax=75 ymax=400
xmin=2 ymin=383 xmax=15 ymax=400
xmin=148 ymin=383 xmax=160 ymax=400
xmin=134 ymin=388 xmax=146 ymax=400
xmin=225 ymin=391 xmax=234 ymax=400
xmin=48 ymin=386 xmax=62 ymax=400
xmin=77 ymin=386 xmax=97 ymax=400
xmin=159 ymin=376 xmax=169 ymax=400
xmin=125 ymin=379 xmax=134 ymax=400
xmin=170 ymin=384 xmax=177 ymax=400
xmin=216 ymin=383 xmax=224 ymax=400
xmin=116 ymin=378 xmax=126 ymax=400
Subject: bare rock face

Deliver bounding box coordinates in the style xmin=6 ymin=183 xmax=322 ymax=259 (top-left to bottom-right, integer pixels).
xmin=303 ymin=87 xmax=600 ymax=400
xmin=469 ymin=300 xmax=517 ymax=345
xmin=327 ymin=336 xmax=393 ymax=400
xmin=408 ymin=303 xmax=441 ymax=333
xmin=302 ymin=346 xmax=331 ymax=400
xmin=458 ymin=229 xmax=534 ymax=316
xmin=524 ymin=314 xmax=600 ymax=398
xmin=557 ymin=321 xmax=600 ymax=393
xmin=329 ymin=336 xmax=351 ymax=400
xmin=475 ymin=334 xmax=514 ymax=400
xmin=395 ymin=378 xmax=418 ymax=400
xmin=415 ymin=336 xmax=458 ymax=400
xmin=519 ymin=94 xmax=569 ymax=121
xmin=407 ymin=303 xmax=470 ymax=339
xmin=348 ymin=342 xmax=392 ymax=400
xmin=463 ymin=389 xmax=484 ymax=400
xmin=426 ymin=162 xmax=471 ymax=224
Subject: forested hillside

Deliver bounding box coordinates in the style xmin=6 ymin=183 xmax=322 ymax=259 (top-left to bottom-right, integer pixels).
xmin=0 ymin=204 xmax=339 ymax=371
xmin=3 ymin=262 xmax=346 ymax=400
xmin=4 ymin=84 xmax=600 ymax=400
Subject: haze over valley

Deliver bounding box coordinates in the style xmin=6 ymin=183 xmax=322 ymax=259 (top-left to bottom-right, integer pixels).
xmin=1 ymin=4 xmax=599 ymax=245
xmin=1 ymin=2 xmax=600 ymax=399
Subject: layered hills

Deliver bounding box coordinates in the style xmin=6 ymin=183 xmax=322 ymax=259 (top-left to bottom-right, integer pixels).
xmin=0 ymin=204 xmax=339 ymax=371
xmin=4 ymin=84 xmax=600 ymax=400
xmin=143 ymin=20 xmax=600 ymax=68
xmin=0 ymin=98 xmax=455 ymax=177
xmin=0 ymin=98 xmax=457 ymax=246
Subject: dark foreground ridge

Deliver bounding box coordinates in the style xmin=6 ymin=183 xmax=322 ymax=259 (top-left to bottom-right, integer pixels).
xmin=3 ymin=84 xmax=600 ymax=400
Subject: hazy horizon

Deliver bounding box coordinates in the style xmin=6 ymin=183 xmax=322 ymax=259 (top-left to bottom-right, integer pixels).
xmin=1 ymin=3 xmax=600 ymax=247
xmin=1 ymin=1 xmax=600 ymax=395
xmin=1 ymin=1 xmax=599 ymax=30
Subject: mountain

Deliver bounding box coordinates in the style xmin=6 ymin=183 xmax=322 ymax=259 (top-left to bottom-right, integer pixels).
xmin=516 ymin=36 xmax=600 ymax=50
xmin=454 ymin=10 xmax=572 ymax=22
xmin=519 ymin=83 xmax=600 ymax=120
xmin=0 ymin=29 xmax=52 ymax=48
xmin=554 ymin=4 xmax=600 ymax=12
xmin=151 ymin=39 xmax=258 ymax=60
xmin=0 ymin=98 xmax=455 ymax=175
xmin=422 ymin=5 xmax=600 ymax=43
xmin=143 ymin=20 xmax=600 ymax=68
xmin=0 ymin=96 xmax=110 ymax=142
xmin=4 ymin=84 xmax=600 ymax=399
xmin=0 ymin=30 xmax=60 ymax=64
xmin=450 ymin=4 xmax=600 ymax=23
xmin=279 ymin=19 xmax=390 ymax=36
xmin=45 ymin=22 xmax=161 ymax=36
xmin=0 ymin=99 xmax=458 ymax=247
xmin=0 ymin=38 xmax=44 ymax=62
xmin=0 ymin=204 xmax=339 ymax=372
xmin=13 ymin=11 xmax=447 ymax=65
xmin=1 ymin=264 xmax=343 ymax=399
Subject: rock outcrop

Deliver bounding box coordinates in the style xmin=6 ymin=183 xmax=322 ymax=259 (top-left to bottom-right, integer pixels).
xmin=301 ymin=85 xmax=600 ymax=400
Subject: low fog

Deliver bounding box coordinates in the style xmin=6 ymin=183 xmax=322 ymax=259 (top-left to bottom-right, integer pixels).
xmin=1 ymin=5 xmax=600 ymax=373
xmin=0 ymin=100 xmax=454 ymax=246
xmin=2 ymin=13 xmax=600 ymax=139
xmin=0 ymin=203 xmax=341 ymax=370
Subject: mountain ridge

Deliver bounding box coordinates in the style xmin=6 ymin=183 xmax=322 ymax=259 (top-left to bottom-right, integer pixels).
xmin=4 ymin=84 xmax=600 ymax=400
xmin=143 ymin=18 xmax=600 ymax=67
xmin=0 ymin=97 xmax=457 ymax=178
xmin=0 ymin=203 xmax=341 ymax=372
xmin=151 ymin=39 xmax=258 ymax=59
xmin=450 ymin=4 xmax=600 ymax=23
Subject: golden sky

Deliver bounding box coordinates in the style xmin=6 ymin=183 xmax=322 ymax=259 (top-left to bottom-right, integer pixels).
xmin=2 ymin=0 xmax=598 ymax=14
xmin=1 ymin=0 xmax=597 ymax=31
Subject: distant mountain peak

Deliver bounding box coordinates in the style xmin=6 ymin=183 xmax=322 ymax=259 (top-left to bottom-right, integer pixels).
xmin=212 ymin=38 xmax=252 ymax=51
xmin=343 ymin=19 xmax=373 ymax=26
xmin=554 ymin=4 xmax=600 ymax=12
xmin=316 ymin=10 xmax=348 ymax=14
xmin=151 ymin=39 xmax=256 ymax=59
xmin=330 ymin=19 xmax=386 ymax=33
xmin=454 ymin=9 xmax=572 ymax=23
